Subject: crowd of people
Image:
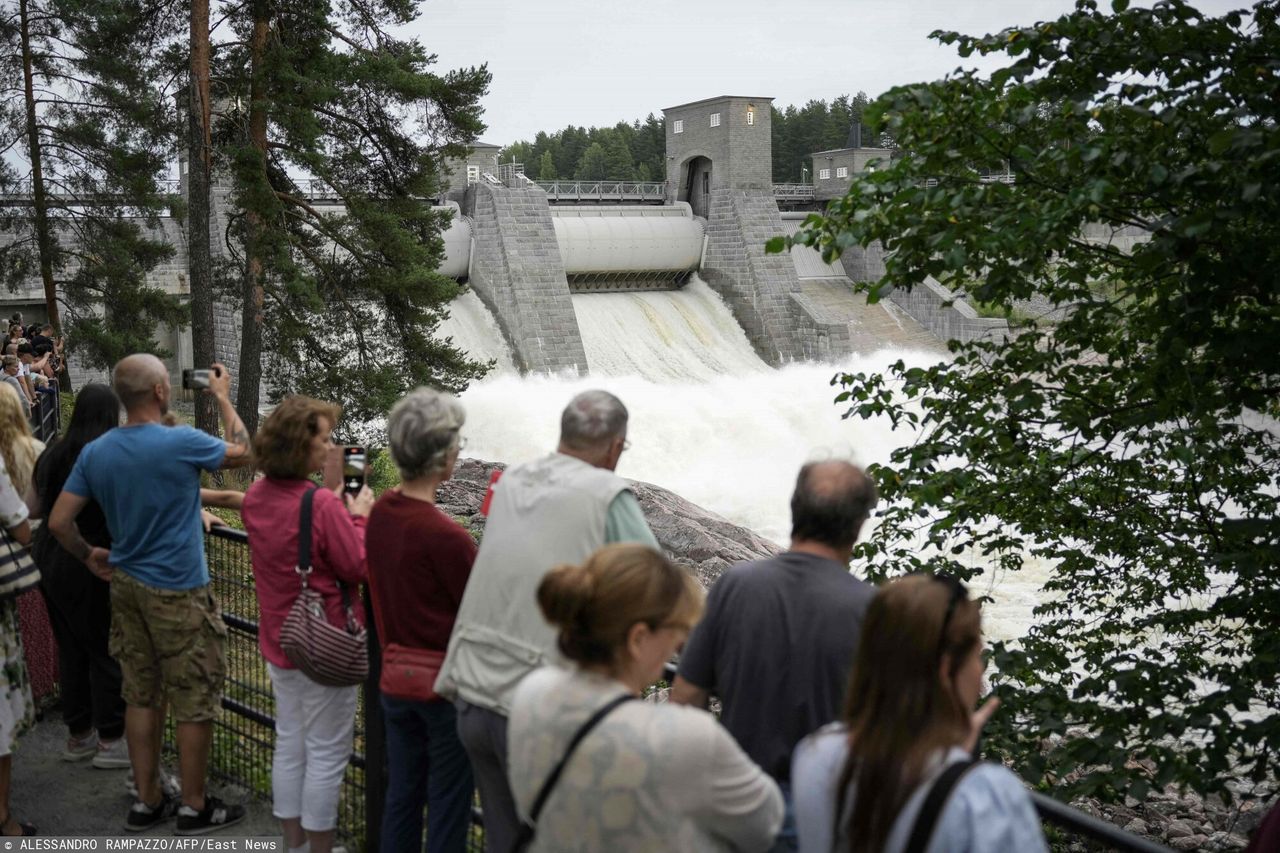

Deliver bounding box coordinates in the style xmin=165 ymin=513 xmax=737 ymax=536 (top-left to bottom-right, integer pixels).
xmin=0 ymin=345 xmax=1205 ymax=850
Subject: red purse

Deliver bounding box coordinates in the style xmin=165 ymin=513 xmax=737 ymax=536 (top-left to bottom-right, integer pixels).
xmin=379 ymin=644 xmax=445 ymax=702
xmin=367 ymin=543 xmax=446 ymax=703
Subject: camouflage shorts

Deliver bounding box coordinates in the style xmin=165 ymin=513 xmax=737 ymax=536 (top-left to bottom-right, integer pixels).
xmin=109 ymin=572 xmax=227 ymax=722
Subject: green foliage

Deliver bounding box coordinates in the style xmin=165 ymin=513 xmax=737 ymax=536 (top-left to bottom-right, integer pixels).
xmin=574 ymin=142 xmax=608 ymax=180
xmin=0 ymin=0 xmax=187 ymax=366
xmin=215 ymin=0 xmax=493 ymax=438
xmin=501 ymin=115 xmax=666 ymax=184
xmin=781 ymin=0 xmax=1280 ymax=802
xmin=771 ymin=93 xmax=892 ymax=182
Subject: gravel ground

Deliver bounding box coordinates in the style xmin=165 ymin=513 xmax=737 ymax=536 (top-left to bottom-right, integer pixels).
xmin=9 ymin=709 xmax=281 ymax=837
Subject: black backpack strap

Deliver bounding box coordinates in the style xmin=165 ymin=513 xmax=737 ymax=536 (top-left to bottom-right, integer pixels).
xmin=512 ymin=693 xmax=636 ymax=852
xmin=903 ymin=759 xmax=981 ymax=853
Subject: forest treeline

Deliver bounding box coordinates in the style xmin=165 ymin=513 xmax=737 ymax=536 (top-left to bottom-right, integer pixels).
xmin=499 ymin=93 xmax=887 ymax=185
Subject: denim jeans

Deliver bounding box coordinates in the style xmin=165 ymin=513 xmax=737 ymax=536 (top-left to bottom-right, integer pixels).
xmin=381 ymin=696 xmax=475 ymax=853
xmin=769 ymin=782 xmax=798 ymax=853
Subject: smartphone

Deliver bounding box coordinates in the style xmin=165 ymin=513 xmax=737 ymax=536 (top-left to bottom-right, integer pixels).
xmin=342 ymin=446 xmax=366 ymax=495
xmin=183 ymin=366 xmax=209 ymax=389
xmin=182 ymin=368 xmax=211 ymax=390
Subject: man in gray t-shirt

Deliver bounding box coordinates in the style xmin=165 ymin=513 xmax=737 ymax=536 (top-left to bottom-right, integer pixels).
xmin=672 ymin=460 xmax=878 ymax=853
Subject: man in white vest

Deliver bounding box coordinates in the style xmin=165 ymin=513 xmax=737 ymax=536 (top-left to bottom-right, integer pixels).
xmin=434 ymin=389 xmax=658 ymax=852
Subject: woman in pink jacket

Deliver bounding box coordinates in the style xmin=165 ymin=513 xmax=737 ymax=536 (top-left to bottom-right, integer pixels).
xmin=242 ymin=396 xmax=373 ymax=853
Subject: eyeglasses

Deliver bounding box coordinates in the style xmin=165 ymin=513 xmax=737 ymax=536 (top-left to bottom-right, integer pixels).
xmin=931 ymin=573 xmax=968 ymax=659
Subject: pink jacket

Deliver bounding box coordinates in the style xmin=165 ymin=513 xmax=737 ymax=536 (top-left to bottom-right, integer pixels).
xmin=242 ymin=478 xmax=367 ymax=668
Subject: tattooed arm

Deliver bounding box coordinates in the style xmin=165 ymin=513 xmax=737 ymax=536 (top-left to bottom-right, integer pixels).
xmin=207 ymin=362 xmax=253 ymax=469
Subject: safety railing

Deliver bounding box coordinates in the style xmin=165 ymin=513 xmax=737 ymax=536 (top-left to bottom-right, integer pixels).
xmin=28 ymin=384 xmax=60 ymax=443
xmin=772 ymin=183 xmax=816 ymax=201
xmin=536 ymin=180 xmax=668 ymax=203
xmin=201 ymin=526 xmax=483 ymax=851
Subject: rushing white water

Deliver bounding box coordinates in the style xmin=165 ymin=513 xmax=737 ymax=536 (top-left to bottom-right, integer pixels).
xmin=436 ymin=290 xmax=518 ymax=373
xmin=442 ymin=277 xmax=1049 ymax=644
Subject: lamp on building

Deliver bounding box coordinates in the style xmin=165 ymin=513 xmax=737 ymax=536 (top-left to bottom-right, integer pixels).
xmin=801 ymin=164 xmax=809 ymax=184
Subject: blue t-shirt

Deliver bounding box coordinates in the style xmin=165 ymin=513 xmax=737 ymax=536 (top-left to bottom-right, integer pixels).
xmin=64 ymin=423 xmax=226 ymax=590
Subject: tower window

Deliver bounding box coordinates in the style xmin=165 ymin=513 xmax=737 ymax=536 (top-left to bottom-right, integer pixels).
xmin=747 ymin=109 xmax=755 ymax=126
xmin=836 ymin=166 xmax=848 ymax=178
xmin=710 ymin=112 xmax=721 ymax=128
xmin=819 ymin=168 xmax=831 ymax=180
xmin=674 ymin=119 xmax=684 ymax=134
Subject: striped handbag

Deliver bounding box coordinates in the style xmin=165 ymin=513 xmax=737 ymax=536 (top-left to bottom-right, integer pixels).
xmin=0 ymin=526 xmax=39 ymax=602
xmin=278 ymin=486 xmax=368 ymax=687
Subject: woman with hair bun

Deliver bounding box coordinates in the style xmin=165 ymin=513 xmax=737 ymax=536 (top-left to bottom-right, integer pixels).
xmin=791 ymin=574 xmax=1046 ymax=853
xmin=507 ymin=543 xmax=784 ymax=852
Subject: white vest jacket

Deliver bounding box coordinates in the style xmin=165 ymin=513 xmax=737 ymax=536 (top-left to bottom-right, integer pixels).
xmin=434 ymin=452 xmax=630 ymax=715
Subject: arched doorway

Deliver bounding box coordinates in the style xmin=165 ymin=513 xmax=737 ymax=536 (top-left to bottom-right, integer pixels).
xmin=678 ymin=156 xmax=713 ymax=218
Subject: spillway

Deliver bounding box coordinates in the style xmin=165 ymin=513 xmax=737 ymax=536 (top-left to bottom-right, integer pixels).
xmin=572 ymin=278 xmax=767 ymax=381
xmin=442 ymin=282 xmax=1049 ymax=646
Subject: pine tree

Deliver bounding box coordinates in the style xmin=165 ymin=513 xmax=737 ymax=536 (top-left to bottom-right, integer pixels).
xmin=216 ymin=0 xmax=493 ymax=436
xmin=0 ymin=0 xmax=187 ymax=379
xmin=574 ymin=142 xmax=607 ymax=181
xmin=538 ymin=150 xmax=556 ymax=181
xmin=601 ymin=134 xmax=634 ymax=181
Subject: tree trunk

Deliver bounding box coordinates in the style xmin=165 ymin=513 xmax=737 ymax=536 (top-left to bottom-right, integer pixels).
xmin=18 ymin=0 xmax=72 ymax=391
xmin=188 ymin=0 xmax=217 ymax=433
xmin=235 ymin=2 xmax=270 ymax=435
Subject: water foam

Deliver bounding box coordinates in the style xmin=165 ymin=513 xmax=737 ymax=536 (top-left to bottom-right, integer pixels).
xmin=442 ymin=279 xmax=1049 ymax=644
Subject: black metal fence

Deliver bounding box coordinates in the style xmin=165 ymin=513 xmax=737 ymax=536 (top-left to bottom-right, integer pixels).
xmin=201 ymin=525 xmax=484 ymax=851
xmin=29 ymin=384 xmax=60 ymax=443
xmin=203 ymin=523 xmax=1166 ymax=852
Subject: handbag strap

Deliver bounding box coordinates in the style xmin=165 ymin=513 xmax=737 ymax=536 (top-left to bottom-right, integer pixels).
xmin=297 ymin=485 xmax=317 ymax=577
xmin=515 ymin=693 xmax=635 ymax=849
xmin=296 ymin=485 xmax=356 ymax=623
xmin=902 ymin=758 xmax=980 ymax=853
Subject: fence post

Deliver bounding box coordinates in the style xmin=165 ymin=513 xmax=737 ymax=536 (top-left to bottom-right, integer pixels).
xmin=363 ymin=586 xmax=386 ymax=851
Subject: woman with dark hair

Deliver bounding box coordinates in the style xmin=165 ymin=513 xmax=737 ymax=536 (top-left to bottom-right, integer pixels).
xmin=25 ymin=385 xmax=128 ymax=768
xmin=242 ymin=395 xmax=372 ymax=853
xmin=791 ymin=575 xmax=1046 ymax=853
xmin=507 ymin=544 xmax=783 ymax=852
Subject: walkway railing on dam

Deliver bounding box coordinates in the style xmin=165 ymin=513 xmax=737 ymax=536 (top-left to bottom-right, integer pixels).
xmin=537 ymin=179 xmax=668 ymax=204
xmin=200 ymin=524 xmax=1170 ymax=851
xmin=773 ymin=182 xmax=816 ymax=202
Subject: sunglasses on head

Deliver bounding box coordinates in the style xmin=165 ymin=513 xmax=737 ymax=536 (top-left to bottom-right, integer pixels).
xmin=930 ymin=573 xmax=968 ymax=659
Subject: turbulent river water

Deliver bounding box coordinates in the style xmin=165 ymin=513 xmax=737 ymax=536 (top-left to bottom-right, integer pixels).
xmin=436 ymin=277 xmax=1051 ymax=644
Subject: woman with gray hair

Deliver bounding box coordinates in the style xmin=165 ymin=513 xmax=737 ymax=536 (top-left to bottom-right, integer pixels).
xmin=366 ymin=388 xmax=476 ymax=853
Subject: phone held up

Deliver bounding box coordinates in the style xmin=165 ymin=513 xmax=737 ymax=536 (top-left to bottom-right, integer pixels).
xmin=181 ymin=366 xmax=222 ymax=390
xmin=342 ymin=446 xmax=366 ymax=496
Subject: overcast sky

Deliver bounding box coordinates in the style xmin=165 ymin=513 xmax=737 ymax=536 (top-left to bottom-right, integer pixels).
xmin=406 ymin=0 xmax=1245 ymax=147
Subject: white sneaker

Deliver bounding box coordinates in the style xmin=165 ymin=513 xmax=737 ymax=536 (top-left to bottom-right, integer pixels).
xmin=126 ymin=770 xmax=181 ymax=800
xmin=64 ymin=731 xmax=99 ymax=762
xmin=93 ymin=737 xmax=131 ymax=769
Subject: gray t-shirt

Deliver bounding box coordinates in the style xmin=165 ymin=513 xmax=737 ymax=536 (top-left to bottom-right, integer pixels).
xmin=677 ymin=551 xmax=875 ymax=781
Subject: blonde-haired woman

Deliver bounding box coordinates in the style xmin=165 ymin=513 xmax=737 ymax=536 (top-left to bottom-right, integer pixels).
xmin=0 ymin=388 xmax=56 ymax=709
xmin=791 ymin=575 xmax=1046 ymax=853
xmin=507 ymin=544 xmax=784 ymax=852
xmin=0 ymin=387 xmax=42 ymax=495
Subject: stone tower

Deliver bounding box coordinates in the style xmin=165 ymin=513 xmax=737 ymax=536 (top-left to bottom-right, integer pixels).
xmin=663 ymin=96 xmax=773 ymax=217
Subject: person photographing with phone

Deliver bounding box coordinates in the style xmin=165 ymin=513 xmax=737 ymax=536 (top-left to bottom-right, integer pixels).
xmin=240 ymin=396 xmax=373 ymax=853
xmin=49 ymin=356 xmax=252 ymax=834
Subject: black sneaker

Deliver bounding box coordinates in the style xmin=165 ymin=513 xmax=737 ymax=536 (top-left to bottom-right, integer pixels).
xmin=174 ymin=796 xmax=246 ymax=835
xmin=124 ymin=794 xmax=176 ymax=832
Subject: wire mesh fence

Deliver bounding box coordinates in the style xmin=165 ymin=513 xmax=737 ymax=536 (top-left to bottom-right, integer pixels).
xmin=195 ymin=526 xmax=484 ymax=851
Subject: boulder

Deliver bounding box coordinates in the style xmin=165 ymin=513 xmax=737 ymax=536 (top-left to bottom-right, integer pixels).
xmin=437 ymin=457 xmax=782 ymax=588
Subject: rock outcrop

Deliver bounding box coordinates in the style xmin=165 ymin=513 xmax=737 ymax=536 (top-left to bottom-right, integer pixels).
xmin=436 ymin=457 xmax=781 ymax=588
